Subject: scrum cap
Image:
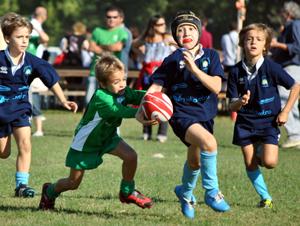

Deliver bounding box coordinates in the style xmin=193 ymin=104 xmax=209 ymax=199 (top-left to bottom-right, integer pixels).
xmin=171 ymin=10 xmax=202 ymax=47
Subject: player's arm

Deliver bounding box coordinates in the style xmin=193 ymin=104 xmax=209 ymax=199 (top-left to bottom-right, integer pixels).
xmin=101 ymin=41 xmax=124 ymax=52
xmin=277 ymin=83 xmax=300 ymax=126
xmin=89 ymin=40 xmax=103 ymax=55
xmin=50 ymin=83 xmax=78 ymax=112
xmin=182 ymin=50 xmax=222 ymax=94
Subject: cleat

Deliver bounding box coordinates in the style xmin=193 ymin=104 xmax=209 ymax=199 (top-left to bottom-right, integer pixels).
xmin=15 ymin=184 xmax=35 ymax=198
xmin=119 ymin=189 xmax=153 ymax=209
xmin=38 ymin=183 xmax=56 ymax=210
xmin=258 ymin=199 xmax=273 ymax=208
xmin=205 ymin=190 xmax=230 ymax=212
xmin=174 ymin=185 xmax=196 ymax=219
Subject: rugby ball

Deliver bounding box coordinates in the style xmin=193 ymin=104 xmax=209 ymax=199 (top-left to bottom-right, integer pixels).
xmin=142 ymin=92 xmax=173 ymax=122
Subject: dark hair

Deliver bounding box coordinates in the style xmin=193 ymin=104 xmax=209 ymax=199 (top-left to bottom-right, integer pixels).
xmin=171 ymin=10 xmax=202 ymax=46
xmin=141 ymin=14 xmax=165 ymax=41
xmin=105 ymin=5 xmax=124 ymax=17
xmin=239 ymin=23 xmax=273 ymax=56
xmin=1 ymin=12 xmax=33 ymax=38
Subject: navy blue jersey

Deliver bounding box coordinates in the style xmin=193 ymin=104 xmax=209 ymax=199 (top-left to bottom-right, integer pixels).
xmin=0 ymin=50 xmax=59 ymax=124
xmin=151 ymin=48 xmax=224 ymax=122
xmin=227 ymin=58 xmax=295 ymax=128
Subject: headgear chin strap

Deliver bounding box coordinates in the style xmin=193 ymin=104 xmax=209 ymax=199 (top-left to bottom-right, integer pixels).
xmin=171 ymin=10 xmax=202 ymax=49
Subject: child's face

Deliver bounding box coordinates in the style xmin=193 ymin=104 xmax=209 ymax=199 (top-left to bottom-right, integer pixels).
xmin=102 ymin=70 xmax=127 ymax=95
xmin=176 ymin=24 xmax=199 ymax=49
xmin=244 ymin=29 xmax=266 ymax=60
xmin=5 ymin=26 xmax=30 ymax=54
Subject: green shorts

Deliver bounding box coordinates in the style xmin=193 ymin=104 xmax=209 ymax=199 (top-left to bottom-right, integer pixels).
xmin=65 ymin=135 xmax=122 ymax=170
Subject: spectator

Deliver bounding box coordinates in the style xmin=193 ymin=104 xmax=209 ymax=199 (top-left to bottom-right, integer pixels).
xmin=59 ymin=22 xmax=92 ymax=68
xmin=27 ymin=6 xmax=50 ymax=137
xmin=118 ymin=10 xmax=132 ymax=72
xmin=199 ymin=17 xmax=213 ymax=48
xmin=221 ymin=21 xmax=239 ymax=73
xmin=132 ymin=14 xmax=175 ymax=142
xmin=86 ymin=5 xmax=129 ymax=106
xmin=271 ymin=1 xmax=300 ymax=149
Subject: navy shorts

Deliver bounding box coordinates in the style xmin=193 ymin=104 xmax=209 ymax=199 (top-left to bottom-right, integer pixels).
xmin=0 ymin=113 xmax=31 ymax=138
xmin=169 ymin=117 xmax=214 ymax=147
xmin=233 ymin=124 xmax=280 ymax=147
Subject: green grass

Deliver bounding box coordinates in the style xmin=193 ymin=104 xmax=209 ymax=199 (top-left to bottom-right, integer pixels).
xmin=1 ymin=110 xmax=300 ymax=226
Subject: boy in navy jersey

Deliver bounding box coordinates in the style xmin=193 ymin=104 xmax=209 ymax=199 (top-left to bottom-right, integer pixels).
xmin=136 ymin=10 xmax=230 ymax=219
xmin=0 ymin=13 xmax=78 ymax=197
xmin=227 ymin=23 xmax=300 ymax=208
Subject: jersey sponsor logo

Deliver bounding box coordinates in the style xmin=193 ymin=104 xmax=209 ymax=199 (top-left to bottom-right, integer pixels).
xmin=173 ymin=94 xmax=210 ymax=103
xmin=0 ymin=93 xmax=27 ymax=104
xmin=259 ymin=96 xmax=274 ymax=105
xmin=171 ymin=83 xmax=188 ymax=91
xmin=0 ymin=85 xmax=11 ymax=92
xmin=200 ymin=57 xmax=210 ymax=73
xmin=238 ymin=77 xmax=245 ymax=84
xmin=179 ymin=60 xmax=185 ymax=69
xmin=0 ymin=66 xmax=8 ymax=74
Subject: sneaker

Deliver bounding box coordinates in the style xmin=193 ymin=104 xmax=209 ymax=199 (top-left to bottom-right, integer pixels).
xmin=174 ymin=185 xmax=196 ymax=219
xmin=32 ymin=131 xmax=44 ymax=137
xmin=39 ymin=183 xmax=56 ymax=210
xmin=157 ymin=135 xmax=167 ymax=143
xmin=143 ymin=133 xmax=151 ymax=141
xmin=281 ymin=139 xmax=300 ymax=148
xmin=15 ymin=184 xmax=35 ymax=198
xmin=205 ymin=190 xmax=230 ymax=212
xmin=258 ymin=199 xmax=273 ymax=208
xmin=119 ymin=190 xmax=153 ymax=209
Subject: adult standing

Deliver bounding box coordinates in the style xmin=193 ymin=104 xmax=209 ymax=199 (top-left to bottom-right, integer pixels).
xmin=28 ymin=6 xmax=49 ymax=137
xmin=86 ymin=6 xmax=129 ymax=105
xmin=221 ymin=21 xmax=239 ymax=73
xmin=132 ymin=14 xmax=174 ymax=142
xmin=271 ymin=1 xmax=300 ymax=148
xmin=199 ymin=17 xmax=213 ymax=48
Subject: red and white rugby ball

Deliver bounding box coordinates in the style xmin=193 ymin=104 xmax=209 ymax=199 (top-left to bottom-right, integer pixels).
xmin=142 ymin=92 xmax=173 ymax=122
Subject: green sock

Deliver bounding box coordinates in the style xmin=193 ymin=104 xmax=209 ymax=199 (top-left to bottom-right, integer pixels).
xmin=120 ymin=180 xmax=135 ymax=196
xmin=46 ymin=183 xmax=61 ymax=199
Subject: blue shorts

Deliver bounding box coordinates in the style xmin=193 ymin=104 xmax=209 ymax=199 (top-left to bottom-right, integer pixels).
xmin=0 ymin=114 xmax=31 ymax=138
xmin=169 ymin=117 xmax=214 ymax=147
xmin=233 ymin=124 xmax=280 ymax=147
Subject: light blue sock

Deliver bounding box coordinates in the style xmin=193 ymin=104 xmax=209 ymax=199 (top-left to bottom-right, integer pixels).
xmin=15 ymin=172 xmax=29 ymax=188
xmin=181 ymin=161 xmax=200 ymax=200
xmin=247 ymin=169 xmax=272 ymax=200
xmin=201 ymin=151 xmax=219 ymax=197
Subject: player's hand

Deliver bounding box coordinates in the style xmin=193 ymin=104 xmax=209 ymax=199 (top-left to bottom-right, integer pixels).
xmin=62 ymin=101 xmax=78 ymax=113
xmin=240 ymin=90 xmax=250 ymax=105
xmin=135 ymin=106 xmax=158 ymax=125
xmin=181 ymin=49 xmax=197 ymax=72
xmin=276 ymin=111 xmax=288 ymax=126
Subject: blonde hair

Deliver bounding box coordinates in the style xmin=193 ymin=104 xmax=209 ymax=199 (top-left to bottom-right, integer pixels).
xmin=95 ymin=55 xmax=125 ymax=86
xmin=1 ymin=12 xmax=33 ymax=38
xmin=72 ymin=22 xmax=86 ymax=36
xmin=239 ymin=23 xmax=273 ymax=56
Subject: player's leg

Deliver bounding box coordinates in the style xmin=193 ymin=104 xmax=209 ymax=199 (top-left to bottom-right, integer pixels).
xmin=262 ymin=144 xmax=278 ymax=169
xmin=109 ymin=140 xmax=153 ymax=209
xmin=185 ymin=123 xmax=230 ymax=212
xmin=0 ymin=135 xmax=11 ymax=159
xmin=13 ymin=125 xmax=35 ymax=197
xmin=174 ymin=144 xmax=200 ymax=218
xmin=39 ymin=169 xmax=85 ymax=210
xmin=242 ymin=144 xmax=273 ymax=208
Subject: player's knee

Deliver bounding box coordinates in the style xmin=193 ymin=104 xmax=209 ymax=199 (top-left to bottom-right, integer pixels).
xmin=263 ymin=160 xmax=277 ymax=169
xmin=18 ymin=139 xmax=31 ymax=154
xmin=125 ymin=151 xmax=137 ymax=163
xmin=202 ymin=138 xmax=217 ymax=151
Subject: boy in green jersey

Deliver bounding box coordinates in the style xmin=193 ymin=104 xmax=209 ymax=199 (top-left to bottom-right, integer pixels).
xmin=39 ymin=55 xmax=154 ymax=210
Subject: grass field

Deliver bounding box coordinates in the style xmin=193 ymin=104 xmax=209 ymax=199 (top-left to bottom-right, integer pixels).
xmin=1 ymin=110 xmax=300 ymax=226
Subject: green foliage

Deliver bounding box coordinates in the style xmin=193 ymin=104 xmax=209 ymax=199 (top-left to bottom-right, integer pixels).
xmin=0 ymin=111 xmax=300 ymax=225
xmin=0 ymin=0 xmax=293 ymax=47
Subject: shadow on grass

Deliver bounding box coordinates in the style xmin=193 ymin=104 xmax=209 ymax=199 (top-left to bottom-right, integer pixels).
xmin=41 ymin=130 xmax=74 ymax=138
